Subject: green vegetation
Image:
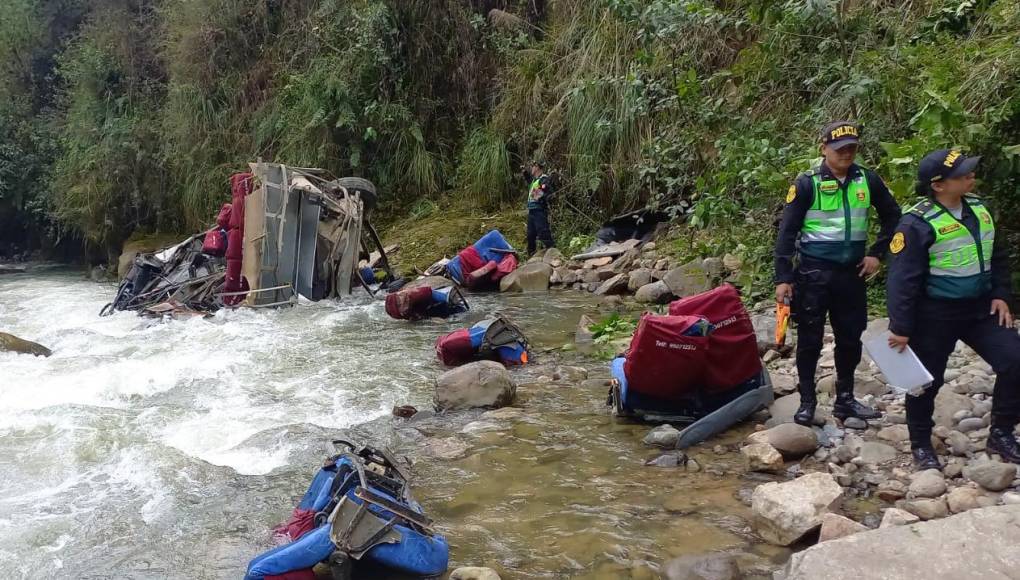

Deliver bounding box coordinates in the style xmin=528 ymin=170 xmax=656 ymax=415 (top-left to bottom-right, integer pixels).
xmin=1 ymin=0 xmax=1018 ymax=300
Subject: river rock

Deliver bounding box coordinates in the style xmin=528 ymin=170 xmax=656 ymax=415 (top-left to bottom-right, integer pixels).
xmin=553 ymin=365 xmax=588 ymax=382
xmin=842 ymin=417 xmax=867 ymax=430
xmin=899 ymin=497 xmax=948 ymax=520
xmin=434 ymin=361 xmax=516 ymax=411
xmin=877 ymin=425 xmax=909 ymax=444
xmin=450 ymin=567 xmax=501 ymax=580
xmin=947 ymin=430 xmax=971 ymax=456
xmin=634 ymin=280 xmax=673 ymax=304
xmin=644 ymin=424 xmax=681 ymax=448
xmin=594 ymin=273 xmax=629 ymax=296
xmin=576 ymin=314 xmax=596 ymax=344
xmin=767 ymin=393 xmax=822 ymax=426
xmin=957 ymin=417 xmax=985 ymax=433
xmin=722 ymin=253 xmax=742 ymax=272
xmin=422 ymin=437 xmax=470 ymax=460
xmin=751 ymin=472 xmax=843 ymax=546
xmin=856 ymin=442 xmax=897 ymax=465
xmin=661 ymin=553 xmax=741 ymax=580
xmin=879 ymin=507 xmax=920 ymax=528
xmin=908 ymin=469 xmax=947 ymax=499
xmin=0 ymin=332 xmax=52 ymax=357
xmin=933 ymin=390 xmax=974 ymax=428
xmin=541 ymin=248 xmax=564 ymax=266
xmin=749 ymin=423 xmax=818 ymax=458
xmin=741 ymin=443 xmax=784 ymax=473
xmin=499 ymin=262 xmax=552 ymax=292
xmin=946 ymin=486 xmax=985 ymax=514
xmin=662 ymin=259 xmax=712 ymax=297
xmin=963 ymin=460 xmax=1017 ymax=491
xmin=628 ymin=268 xmax=653 ymax=292
xmin=782 ymin=505 xmax=1020 ymax=580
xmin=818 ymin=513 xmax=867 ymax=542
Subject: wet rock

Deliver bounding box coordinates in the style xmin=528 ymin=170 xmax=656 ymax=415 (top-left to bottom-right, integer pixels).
xmin=747 ymin=423 xmax=818 ymax=459
xmin=899 ymin=497 xmax=948 ymax=520
xmin=634 ymin=280 xmax=673 ymax=304
xmin=553 ymin=366 xmax=588 ymax=383
xmin=741 ymin=443 xmax=784 ymax=473
xmin=480 ymin=407 xmax=525 ymax=421
xmin=856 ymin=442 xmax=897 ymax=466
xmin=434 ymin=361 xmax=516 ymax=411
xmin=876 ymin=480 xmax=907 ymax=502
xmin=499 ymin=262 xmax=553 ymax=292
xmin=575 ymin=314 xmax=597 ymax=344
xmin=908 ymin=469 xmax=947 ymax=499
xmin=784 ymin=506 xmax=1020 ymax=579
xmin=661 ymin=553 xmax=741 ymax=580
xmin=644 ymin=424 xmax=681 ymax=448
xmin=628 ymin=268 xmax=653 ymax=292
xmin=751 ymin=472 xmax=843 ymax=546
xmin=421 ymin=437 xmax=470 ymax=460
xmin=461 ymin=420 xmax=502 ymax=434
xmin=580 ymin=378 xmax=610 ymax=390
xmin=0 ymin=332 xmax=52 ymax=357
xmin=662 ymin=259 xmax=713 ymax=297
xmin=880 ymin=507 xmax=920 ymax=528
xmin=818 ymin=513 xmax=867 ymax=542
xmin=963 ymin=460 xmax=1017 ymax=491
xmin=450 ymin=567 xmax=501 ymax=580
xmin=646 ymin=452 xmax=684 ymax=468
xmin=392 ymin=405 xmax=418 ymax=418
xmin=594 ymin=273 xmax=629 ymax=296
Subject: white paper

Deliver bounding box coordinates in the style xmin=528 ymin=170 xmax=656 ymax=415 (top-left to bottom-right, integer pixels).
xmin=863 ymin=331 xmax=934 ymax=396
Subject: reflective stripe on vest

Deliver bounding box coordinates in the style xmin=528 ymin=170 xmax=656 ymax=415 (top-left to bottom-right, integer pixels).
xmin=800 ymin=173 xmax=871 ymax=244
xmin=913 ymin=197 xmax=995 ymax=299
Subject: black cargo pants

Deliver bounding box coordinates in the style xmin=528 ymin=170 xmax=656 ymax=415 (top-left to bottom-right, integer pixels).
xmin=793 ymin=265 xmax=868 ymax=391
xmin=906 ymin=312 xmax=1020 ymax=448
xmin=527 ymin=208 xmax=555 ymax=255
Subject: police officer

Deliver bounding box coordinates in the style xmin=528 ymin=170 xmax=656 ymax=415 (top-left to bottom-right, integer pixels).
xmin=775 ymin=121 xmax=902 ymax=426
xmin=887 ymin=149 xmax=1020 ymax=470
xmin=523 ymin=160 xmax=555 ymax=255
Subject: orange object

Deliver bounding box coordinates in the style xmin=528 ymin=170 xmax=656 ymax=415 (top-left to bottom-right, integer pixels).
xmin=776 ymin=300 xmax=791 ymax=347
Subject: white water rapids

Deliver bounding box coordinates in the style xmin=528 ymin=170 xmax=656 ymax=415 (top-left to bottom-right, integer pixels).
xmin=0 ymin=267 xmax=586 ymax=578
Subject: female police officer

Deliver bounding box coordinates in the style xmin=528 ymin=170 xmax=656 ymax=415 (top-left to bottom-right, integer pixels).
xmin=887 ymin=149 xmax=1020 ymax=470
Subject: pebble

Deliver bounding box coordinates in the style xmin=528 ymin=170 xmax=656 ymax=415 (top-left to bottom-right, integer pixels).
xmin=450 ymin=567 xmax=501 ymax=580
xmin=643 ymin=424 xmax=681 ymax=448
xmin=957 ymin=417 xmax=985 ymax=433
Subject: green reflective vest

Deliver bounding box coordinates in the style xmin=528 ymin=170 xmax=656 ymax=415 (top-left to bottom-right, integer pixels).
xmin=911 ymin=196 xmax=995 ymax=299
xmin=527 ymin=175 xmax=547 ymax=210
xmin=799 ymin=170 xmax=871 ymax=264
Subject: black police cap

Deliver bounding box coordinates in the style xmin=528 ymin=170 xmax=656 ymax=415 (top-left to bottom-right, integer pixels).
xmin=918 ymin=149 xmax=980 ymax=186
xmin=820 ymin=121 xmax=860 ymax=150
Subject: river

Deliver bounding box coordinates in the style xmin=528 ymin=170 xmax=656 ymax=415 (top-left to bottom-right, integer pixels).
xmin=0 ymin=267 xmax=785 ymax=579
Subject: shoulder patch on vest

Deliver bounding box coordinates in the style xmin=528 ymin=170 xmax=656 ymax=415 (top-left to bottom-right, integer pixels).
xmin=909 ymin=199 xmax=935 ymax=218
xmin=786 ymin=185 xmax=796 ymax=203
xmin=890 ymin=232 xmax=905 ymax=254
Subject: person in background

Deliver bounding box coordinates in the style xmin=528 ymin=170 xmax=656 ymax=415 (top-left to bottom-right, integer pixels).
xmin=523 ymin=160 xmax=555 ymax=255
xmin=774 ymin=121 xmax=902 ymax=427
xmin=886 ymin=149 xmax=1020 ymax=470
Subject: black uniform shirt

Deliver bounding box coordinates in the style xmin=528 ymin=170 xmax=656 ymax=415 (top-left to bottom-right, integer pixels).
xmin=887 ymin=198 xmax=1013 ymax=337
xmin=774 ymin=162 xmax=901 ymax=283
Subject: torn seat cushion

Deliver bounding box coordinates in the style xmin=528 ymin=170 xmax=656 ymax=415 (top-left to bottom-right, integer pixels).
xmin=623 ymin=314 xmax=710 ymax=402
xmin=385 ymin=286 xmax=433 ymax=320
xmin=436 ymin=328 xmax=474 ymax=366
xmin=668 ymin=284 xmax=761 ymax=393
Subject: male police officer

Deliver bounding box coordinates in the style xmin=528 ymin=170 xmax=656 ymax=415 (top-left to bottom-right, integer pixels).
xmin=887 ymin=149 xmax=1020 ymax=470
xmin=775 ymin=121 xmax=901 ymax=426
xmin=523 ymin=160 xmax=555 ymax=255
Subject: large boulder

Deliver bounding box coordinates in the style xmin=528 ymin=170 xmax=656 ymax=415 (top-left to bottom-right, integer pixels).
xmin=594 ymin=273 xmax=629 ymax=296
xmin=634 ymin=280 xmax=673 ymax=304
xmin=662 ymin=259 xmax=713 ymax=297
xmin=500 ymin=262 xmax=553 ymax=292
xmin=117 ymin=233 xmax=187 ymax=279
xmin=780 ymin=505 xmax=1020 ymax=580
xmin=747 ymin=423 xmax=818 ymax=458
xmin=628 ymin=268 xmax=653 ymax=292
xmin=818 ymin=513 xmax=867 ymax=542
xmin=751 ymin=472 xmax=844 ymax=546
xmin=434 ymin=361 xmax=516 ymax=411
xmin=0 ymin=332 xmax=52 ymax=357
xmin=661 ymin=553 xmax=742 ymax=580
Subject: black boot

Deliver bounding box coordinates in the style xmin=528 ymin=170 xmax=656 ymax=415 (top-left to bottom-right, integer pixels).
xmin=912 ymin=447 xmax=943 ymax=471
xmin=986 ymin=426 xmax=1020 ymax=464
xmin=832 ymin=380 xmax=881 ymax=421
xmin=794 ymin=384 xmax=817 ymax=427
